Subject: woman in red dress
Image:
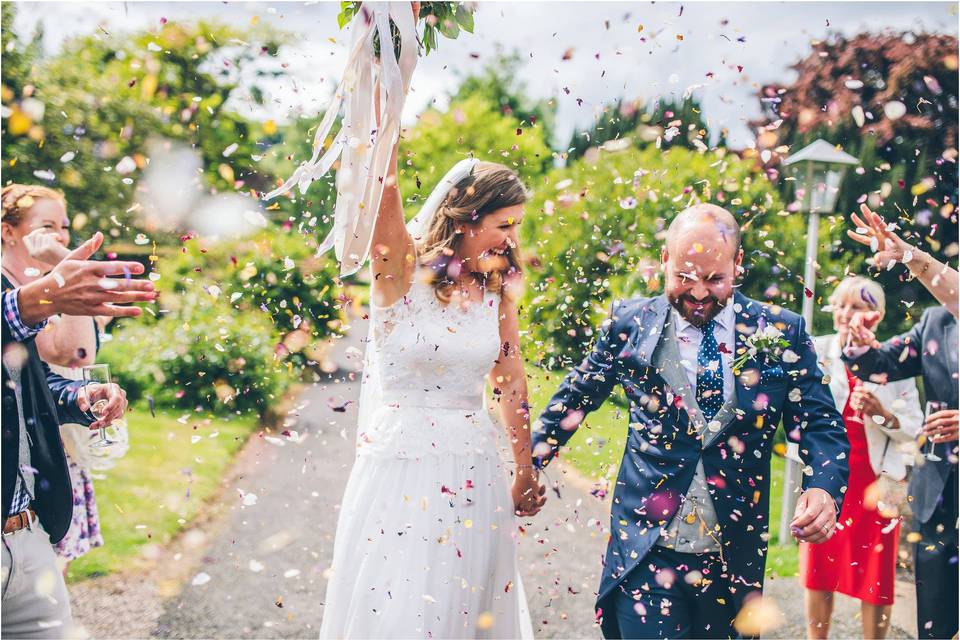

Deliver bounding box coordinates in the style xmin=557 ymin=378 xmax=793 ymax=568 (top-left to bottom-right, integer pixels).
xmin=801 ymin=277 xmax=923 ymax=639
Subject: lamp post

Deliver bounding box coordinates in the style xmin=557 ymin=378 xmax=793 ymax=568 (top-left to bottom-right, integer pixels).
xmin=777 ymin=139 xmax=859 ymax=546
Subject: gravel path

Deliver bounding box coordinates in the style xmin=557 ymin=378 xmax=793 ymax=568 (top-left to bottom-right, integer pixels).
xmin=69 ymin=313 xmax=917 ymax=639
xmin=144 ymin=316 xmax=611 ymax=639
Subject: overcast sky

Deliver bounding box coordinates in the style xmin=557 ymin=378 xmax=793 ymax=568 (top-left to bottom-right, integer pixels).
xmin=12 ymin=1 xmax=959 ymax=149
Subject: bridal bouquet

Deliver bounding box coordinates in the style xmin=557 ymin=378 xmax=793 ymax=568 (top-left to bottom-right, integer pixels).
xmin=262 ymin=2 xmax=477 ymax=277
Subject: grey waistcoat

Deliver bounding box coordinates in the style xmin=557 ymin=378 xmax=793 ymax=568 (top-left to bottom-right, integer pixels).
xmin=652 ymin=314 xmax=737 ymax=554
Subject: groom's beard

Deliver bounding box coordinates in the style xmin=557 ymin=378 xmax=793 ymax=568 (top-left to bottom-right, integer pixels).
xmin=669 ymin=293 xmax=727 ymax=327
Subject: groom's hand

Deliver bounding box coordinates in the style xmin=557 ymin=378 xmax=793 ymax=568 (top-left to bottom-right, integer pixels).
xmin=790 ymin=488 xmax=837 ymax=543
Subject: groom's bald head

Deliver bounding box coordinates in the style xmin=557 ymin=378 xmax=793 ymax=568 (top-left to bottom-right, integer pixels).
xmin=665 ymin=204 xmax=740 ymax=256
xmin=662 ymin=203 xmax=743 ymax=327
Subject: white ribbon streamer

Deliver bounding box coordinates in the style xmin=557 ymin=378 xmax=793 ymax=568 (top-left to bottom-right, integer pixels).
xmin=263 ymin=2 xmax=419 ymax=276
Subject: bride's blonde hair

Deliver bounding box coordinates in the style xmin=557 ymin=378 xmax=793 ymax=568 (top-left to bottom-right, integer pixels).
xmin=416 ymin=161 xmax=528 ymax=304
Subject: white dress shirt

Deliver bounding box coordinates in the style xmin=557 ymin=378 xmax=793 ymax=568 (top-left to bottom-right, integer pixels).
xmin=671 ymin=301 xmax=736 ymax=405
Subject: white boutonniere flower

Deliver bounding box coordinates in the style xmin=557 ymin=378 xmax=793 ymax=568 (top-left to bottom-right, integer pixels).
xmin=732 ymin=321 xmax=790 ymax=373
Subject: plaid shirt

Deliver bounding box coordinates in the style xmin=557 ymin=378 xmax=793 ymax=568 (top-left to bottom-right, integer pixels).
xmin=2 ymin=287 xmax=47 ymax=341
xmin=8 ymin=473 xmax=32 ymax=515
xmin=2 ymin=286 xmax=45 ymax=516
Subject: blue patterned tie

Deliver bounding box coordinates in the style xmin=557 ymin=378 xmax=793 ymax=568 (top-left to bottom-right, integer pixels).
xmin=696 ymin=318 xmax=725 ymax=421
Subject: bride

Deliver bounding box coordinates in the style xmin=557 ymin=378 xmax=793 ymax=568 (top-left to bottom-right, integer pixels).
xmin=317 ymin=103 xmax=545 ymax=636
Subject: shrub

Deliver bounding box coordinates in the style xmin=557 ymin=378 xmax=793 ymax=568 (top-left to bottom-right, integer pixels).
xmin=156 ymin=227 xmax=344 ymax=369
xmin=100 ymin=288 xmax=290 ymax=417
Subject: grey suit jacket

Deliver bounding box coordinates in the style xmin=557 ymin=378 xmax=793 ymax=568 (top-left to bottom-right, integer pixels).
xmin=844 ymin=305 xmax=958 ymax=524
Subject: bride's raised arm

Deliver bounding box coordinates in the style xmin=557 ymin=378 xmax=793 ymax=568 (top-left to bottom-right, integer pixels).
xmin=369 ymin=92 xmax=416 ymax=309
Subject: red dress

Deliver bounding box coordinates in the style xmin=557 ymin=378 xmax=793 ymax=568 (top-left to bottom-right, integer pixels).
xmin=800 ymin=366 xmax=899 ymax=605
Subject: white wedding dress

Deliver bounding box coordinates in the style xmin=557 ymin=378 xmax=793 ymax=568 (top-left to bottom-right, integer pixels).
xmin=319 ymin=279 xmax=533 ymax=639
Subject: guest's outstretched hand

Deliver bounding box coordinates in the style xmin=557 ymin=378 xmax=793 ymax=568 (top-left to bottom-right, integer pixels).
xmin=846 ymin=309 xmax=882 ymax=350
xmin=16 ymin=232 xmax=157 ymax=325
xmin=847 ymin=203 xmax=912 ymax=269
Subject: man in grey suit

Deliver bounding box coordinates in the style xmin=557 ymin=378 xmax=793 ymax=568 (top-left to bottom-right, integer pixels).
xmin=844 ymin=305 xmax=958 ymax=639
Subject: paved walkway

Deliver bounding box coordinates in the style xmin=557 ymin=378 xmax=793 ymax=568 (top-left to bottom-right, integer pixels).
xmin=70 ymin=314 xmax=917 ymax=639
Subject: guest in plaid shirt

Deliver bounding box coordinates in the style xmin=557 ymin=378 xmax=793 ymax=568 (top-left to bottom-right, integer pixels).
xmin=2 ymin=190 xmax=156 ymax=639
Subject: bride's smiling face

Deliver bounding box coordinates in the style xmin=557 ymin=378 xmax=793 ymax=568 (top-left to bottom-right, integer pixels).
xmin=456 ymin=204 xmax=524 ymax=274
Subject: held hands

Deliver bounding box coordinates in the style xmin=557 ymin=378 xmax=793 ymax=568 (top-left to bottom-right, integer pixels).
xmin=77 ymin=382 xmax=128 ymax=430
xmin=924 ymin=409 xmax=959 ymax=444
xmin=847 ymin=204 xmax=912 ymax=269
xmin=790 ymin=487 xmax=837 ymax=543
xmin=23 ymin=228 xmax=70 ymax=267
xmin=512 ymin=466 xmax=547 ymax=517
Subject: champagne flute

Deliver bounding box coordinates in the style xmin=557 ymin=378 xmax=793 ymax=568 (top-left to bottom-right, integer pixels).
xmin=849 ymin=379 xmax=865 ymax=424
xmin=924 ymin=400 xmax=944 ymax=462
xmin=82 ymin=364 xmax=116 ymax=448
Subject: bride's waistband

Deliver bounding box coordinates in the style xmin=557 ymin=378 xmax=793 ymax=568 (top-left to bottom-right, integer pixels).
xmin=380 ymin=392 xmax=483 ymax=412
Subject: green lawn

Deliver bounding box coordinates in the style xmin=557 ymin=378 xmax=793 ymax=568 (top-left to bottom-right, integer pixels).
xmin=526 ymin=365 xmax=800 ymax=577
xmin=67 ymin=406 xmax=257 ymax=581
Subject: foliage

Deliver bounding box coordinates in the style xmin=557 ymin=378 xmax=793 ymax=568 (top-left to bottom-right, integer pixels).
xmin=100 ymin=288 xmax=290 ymax=416
xmin=1 ymin=5 xmax=288 ymax=239
xmin=520 ymin=144 xmax=788 ymax=367
xmin=396 ymin=93 xmax=554 ymax=216
xmin=566 ymin=96 xmax=712 ymax=162
xmin=336 ymin=1 xmax=475 ymax=58
xmin=450 ymin=49 xmax=557 ymax=148
xmin=156 ymin=228 xmax=344 ymax=369
xmin=753 ymin=30 xmax=959 ymax=336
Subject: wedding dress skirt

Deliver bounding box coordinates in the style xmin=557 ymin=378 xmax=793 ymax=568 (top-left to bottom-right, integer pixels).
xmin=319 ymin=281 xmax=533 ymax=639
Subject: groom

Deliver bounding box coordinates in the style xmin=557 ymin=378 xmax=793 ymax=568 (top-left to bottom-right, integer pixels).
xmin=532 ymin=204 xmax=849 ymax=638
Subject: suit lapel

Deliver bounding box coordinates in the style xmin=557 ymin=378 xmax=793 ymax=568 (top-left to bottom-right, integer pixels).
xmin=628 ymin=295 xmax=671 ymax=369
xmin=729 ymin=292 xmax=763 ymax=431
xmin=630 ymin=294 xmax=767 ymax=442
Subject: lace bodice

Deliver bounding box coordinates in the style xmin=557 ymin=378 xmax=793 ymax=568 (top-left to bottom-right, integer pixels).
xmin=357 ymin=280 xmax=503 ymax=458
xmin=371 ymin=280 xmax=501 ymax=408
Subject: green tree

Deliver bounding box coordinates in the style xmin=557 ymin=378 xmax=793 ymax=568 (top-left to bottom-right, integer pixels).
xmin=157 ymin=228 xmax=344 ymax=371
xmin=753 ymin=31 xmax=959 ymax=336
xmin=521 ymin=144 xmax=790 ymax=367
xmin=566 ymin=96 xmax=711 ymax=162
xmin=2 ymin=7 xmax=288 ymax=240
xmin=396 ymin=93 xmax=553 ymax=216
xmin=449 ymin=48 xmax=557 ymax=154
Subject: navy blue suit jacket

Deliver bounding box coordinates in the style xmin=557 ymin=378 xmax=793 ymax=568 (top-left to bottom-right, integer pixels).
xmin=533 ymin=292 xmax=849 ymax=618
xmin=844 ymin=305 xmax=957 ymax=524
